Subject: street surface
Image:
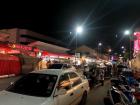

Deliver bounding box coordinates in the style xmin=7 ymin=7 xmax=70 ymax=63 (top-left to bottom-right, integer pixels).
xmin=0 ymin=76 xmax=20 ymax=91
xmin=86 ymin=80 xmax=110 ymax=105
xmin=0 ymin=76 xmax=110 ymax=105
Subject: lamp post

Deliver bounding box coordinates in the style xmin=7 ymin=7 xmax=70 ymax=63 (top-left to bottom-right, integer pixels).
xmin=124 ymin=30 xmax=132 ymax=60
xmin=121 ymin=46 xmax=124 ymax=49
xmin=108 ymin=49 xmax=112 ymax=60
xmin=75 ymin=26 xmax=83 ymax=65
xmin=98 ymin=42 xmax=102 ymax=58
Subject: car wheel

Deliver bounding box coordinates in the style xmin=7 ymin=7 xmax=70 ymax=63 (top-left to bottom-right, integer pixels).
xmin=79 ymin=91 xmax=87 ymax=105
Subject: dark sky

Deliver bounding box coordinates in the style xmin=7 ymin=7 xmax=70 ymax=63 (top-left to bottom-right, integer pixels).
xmin=0 ymin=0 xmax=140 ymax=54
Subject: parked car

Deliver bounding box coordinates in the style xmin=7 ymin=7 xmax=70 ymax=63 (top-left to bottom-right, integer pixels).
xmin=48 ymin=63 xmax=76 ymax=71
xmin=0 ymin=69 xmax=89 ymax=105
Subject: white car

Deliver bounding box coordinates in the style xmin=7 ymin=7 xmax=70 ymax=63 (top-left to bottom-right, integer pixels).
xmin=0 ymin=69 xmax=89 ymax=105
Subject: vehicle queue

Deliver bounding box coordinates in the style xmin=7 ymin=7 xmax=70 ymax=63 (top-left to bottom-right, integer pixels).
xmin=0 ymin=58 xmax=140 ymax=105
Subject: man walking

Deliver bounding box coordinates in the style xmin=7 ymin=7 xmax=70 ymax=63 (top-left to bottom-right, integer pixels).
xmin=99 ymin=69 xmax=104 ymax=86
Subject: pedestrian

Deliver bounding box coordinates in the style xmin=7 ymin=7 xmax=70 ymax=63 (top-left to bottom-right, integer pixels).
xmin=99 ymin=69 xmax=104 ymax=86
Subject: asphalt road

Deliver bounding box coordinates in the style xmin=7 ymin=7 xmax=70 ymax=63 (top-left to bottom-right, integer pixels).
xmin=86 ymin=80 xmax=110 ymax=105
xmin=0 ymin=76 xmax=110 ymax=105
xmin=0 ymin=76 xmax=20 ymax=91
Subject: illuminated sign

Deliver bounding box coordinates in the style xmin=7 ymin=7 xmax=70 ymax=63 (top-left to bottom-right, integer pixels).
xmin=9 ymin=44 xmax=32 ymax=51
xmin=134 ymin=32 xmax=140 ymax=53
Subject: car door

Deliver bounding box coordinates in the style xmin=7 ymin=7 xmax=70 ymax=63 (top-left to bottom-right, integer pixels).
xmin=55 ymin=73 xmax=74 ymax=105
xmin=69 ymin=72 xmax=83 ymax=105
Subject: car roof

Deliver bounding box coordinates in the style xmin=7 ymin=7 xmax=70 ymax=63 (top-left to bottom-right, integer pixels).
xmin=31 ymin=69 xmax=75 ymax=76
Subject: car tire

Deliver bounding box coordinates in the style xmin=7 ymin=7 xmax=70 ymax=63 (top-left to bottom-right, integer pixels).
xmin=79 ymin=91 xmax=87 ymax=105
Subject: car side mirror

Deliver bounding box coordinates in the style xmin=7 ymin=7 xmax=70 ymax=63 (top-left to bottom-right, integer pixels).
xmin=55 ymin=89 xmax=67 ymax=96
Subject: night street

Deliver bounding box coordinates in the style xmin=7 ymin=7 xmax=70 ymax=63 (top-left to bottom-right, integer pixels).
xmin=0 ymin=1 xmax=140 ymax=105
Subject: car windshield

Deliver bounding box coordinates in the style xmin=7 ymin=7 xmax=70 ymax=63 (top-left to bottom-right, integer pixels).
xmin=7 ymin=73 xmax=58 ymax=97
xmin=48 ymin=64 xmax=63 ymax=69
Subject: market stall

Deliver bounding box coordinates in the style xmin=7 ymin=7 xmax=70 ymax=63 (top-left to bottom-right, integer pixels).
xmin=0 ymin=54 xmax=21 ymax=77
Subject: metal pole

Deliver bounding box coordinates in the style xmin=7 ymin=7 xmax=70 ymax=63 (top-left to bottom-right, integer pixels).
xmin=100 ymin=46 xmax=101 ymax=58
xmin=99 ymin=46 xmax=100 ymax=58
xmin=98 ymin=45 xmax=101 ymax=58
xmin=75 ymin=32 xmax=77 ymax=65
xmin=130 ymin=37 xmax=131 ymax=60
xmin=97 ymin=45 xmax=99 ymax=59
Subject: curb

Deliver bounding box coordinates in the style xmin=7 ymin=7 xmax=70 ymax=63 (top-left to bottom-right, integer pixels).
xmin=0 ymin=74 xmax=15 ymax=79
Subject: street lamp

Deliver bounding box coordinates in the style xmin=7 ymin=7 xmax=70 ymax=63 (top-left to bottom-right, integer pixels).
xmin=98 ymin=42 xmax=102 ymax=46
xmin=108 ymin=49 xmax=112 ymax=60
xmin=124 ymin=29 xmax=132 ymax=60
xmin=75 ymin=26 xmax=83 ymax=64
xmin=98 ymin=42 xmax=102 ymax=58
xmin=124 ymin=30 xmax=130 ymax=35
xmin=108 ymin=49 xmax=112 ymax=53
xmin=122 ymin=50 xmax=125 ymax=54
xmin=121 ymin=46 xmax=124 ymax=49
xmin=76 ymin=26 xmax=83 ymax=34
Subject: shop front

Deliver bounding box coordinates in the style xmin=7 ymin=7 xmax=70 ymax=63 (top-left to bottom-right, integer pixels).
xmin=0 ymin=54 xmax=21 ymax=77
xmin=0 ymin=43 xmax=40 ymax=76
xmin=37 ymin=51 xmax=73 ymax=69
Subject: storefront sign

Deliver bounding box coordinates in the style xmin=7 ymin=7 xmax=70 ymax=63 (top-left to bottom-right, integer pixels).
xmin=9 ymin=44 xmax=32 ymax=51
xmin=134 ymin=32 xmax=140 ymax=53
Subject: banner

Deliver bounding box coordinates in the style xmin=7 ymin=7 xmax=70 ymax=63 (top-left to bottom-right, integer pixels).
xmin=134 ymin=32 xmax=140 ymax=54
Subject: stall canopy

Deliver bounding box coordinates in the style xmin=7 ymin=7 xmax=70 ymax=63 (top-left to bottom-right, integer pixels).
xmin=42 ymin=51 xmax=73 ymax=58
xmin=0 ymin=44 xmax=20 ymax=54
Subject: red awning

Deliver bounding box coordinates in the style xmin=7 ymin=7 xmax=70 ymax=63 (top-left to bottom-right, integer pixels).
xmin=42 ymin=51 xmax=72 ymax=58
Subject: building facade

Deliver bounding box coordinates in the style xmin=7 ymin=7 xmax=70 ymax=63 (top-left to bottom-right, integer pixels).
xmin=0 ymin=28 xmax=65 ymax=46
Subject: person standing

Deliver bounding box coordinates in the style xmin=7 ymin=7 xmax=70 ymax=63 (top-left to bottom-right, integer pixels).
xmin=99 ymin=69 xmax=104 ymax=86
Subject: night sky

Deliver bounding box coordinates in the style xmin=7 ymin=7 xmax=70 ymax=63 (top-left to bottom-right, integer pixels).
xmin=0 ymin=0 xmax=140 ymax=54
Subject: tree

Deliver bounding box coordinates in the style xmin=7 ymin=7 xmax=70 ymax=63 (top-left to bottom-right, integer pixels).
xmin=124 ymin=52 xmax=129 ymax=61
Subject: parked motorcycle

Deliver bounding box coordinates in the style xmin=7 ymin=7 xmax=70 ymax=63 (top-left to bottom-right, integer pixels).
xmin=104 ymin=86 xmax=137 ymax=105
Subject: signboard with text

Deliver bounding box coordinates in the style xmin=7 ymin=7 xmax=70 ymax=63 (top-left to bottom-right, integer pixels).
xmin=134 ymin=32 xmax=140 ymax=54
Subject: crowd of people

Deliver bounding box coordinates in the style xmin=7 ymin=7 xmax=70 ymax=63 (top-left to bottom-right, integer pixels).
xmin=36 ymin=58 xmax=115 ymax=89
xmin=83 ymin=63 xmax=113 ymax=88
